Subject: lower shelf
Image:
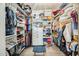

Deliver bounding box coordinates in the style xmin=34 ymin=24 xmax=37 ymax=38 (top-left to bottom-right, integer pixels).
xmin=16 ymin=47 xmax=25 ymax=54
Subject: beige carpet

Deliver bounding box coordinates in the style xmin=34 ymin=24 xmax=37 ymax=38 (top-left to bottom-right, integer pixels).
xmin=20 ymin=45 xmax=65 ymax=56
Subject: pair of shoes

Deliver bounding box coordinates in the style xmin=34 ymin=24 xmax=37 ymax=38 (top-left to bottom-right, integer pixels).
xmin=66 ymin=52 xmax=72 ymax=56
xmin=74 ymin=51 xmax=78 ymax=56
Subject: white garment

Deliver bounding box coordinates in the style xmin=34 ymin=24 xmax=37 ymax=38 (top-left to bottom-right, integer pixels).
xmin=64 ymin=7 xmax=73 ymax=16
xmin=63 ymin=23 xmax=72 ymax=42
xmin=66 ymin=42 xmax=71 ymax=52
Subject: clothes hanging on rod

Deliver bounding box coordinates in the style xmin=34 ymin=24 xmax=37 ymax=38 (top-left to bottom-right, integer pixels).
xmin=6 ymin=7 xmax=15 ymax=35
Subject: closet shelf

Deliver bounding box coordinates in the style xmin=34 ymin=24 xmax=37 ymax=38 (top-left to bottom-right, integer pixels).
xmin=17 ymin=34 xmax=23 ymax=36
xmin=17 ymin=21 xmax=25 ymax=24
xmin=6 ymin=43 xmax=18 ymax=50
xmin=17 ymin=47 xmax=25 ymax=54
xmin=16 ymin=4 xmax=27 ymax=17
xmin=17 ymin=23 xmax=25 ymax=27
xmin=6 ymin=35 xmax=16 ymax=39
xmin=17 ymin=16 xmax=24 ymax=21
xmin=43 ymin=37 xmax=51 ymax=39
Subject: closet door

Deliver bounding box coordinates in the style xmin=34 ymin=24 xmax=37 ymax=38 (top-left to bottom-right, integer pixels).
xmin=0 ymin=3 xmax=5 ymax=56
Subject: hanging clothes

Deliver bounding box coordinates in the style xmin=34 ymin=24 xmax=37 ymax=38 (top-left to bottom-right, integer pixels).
xmin=57 ymin=15 xmax=66 ymax=47
xmin=63 ymin=23 xmax=72 ymax=42
xmin=63 ymin=23 xmax=72 ymax=52
xmin=6 ymin=7 xmax=15 ymax=36
xmin=70 ymin=41 xmax=78 ymax=52
xmin=71 ymin=10 xmax=78 ymax=24
xmin=59 ymin=3 xmax=69 ymax=9
xmin=52 ymin=9 xmax=60 ymax=16
xmin=69 ymin=10 xmax=78 ymax=55
xmin=66 ymin=42 xmax=71 ymax=52
xmin=70 ymin=10 xmax=78 ymax=36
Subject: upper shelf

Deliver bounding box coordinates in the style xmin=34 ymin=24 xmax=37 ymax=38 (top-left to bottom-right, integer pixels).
xmin=16 ymin=4 xmax=27 ymax=17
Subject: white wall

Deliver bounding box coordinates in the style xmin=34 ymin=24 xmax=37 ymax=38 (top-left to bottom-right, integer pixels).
xmin=0 ymin=3 xmax=5 ymax=56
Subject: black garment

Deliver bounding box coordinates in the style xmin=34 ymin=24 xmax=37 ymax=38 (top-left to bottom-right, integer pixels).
xmin=5 ymin=7 xmax=15 ymax=36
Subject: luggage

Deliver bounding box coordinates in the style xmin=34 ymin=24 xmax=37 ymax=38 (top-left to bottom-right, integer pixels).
xmin=33 ymin=45 xmax=46 ymax=53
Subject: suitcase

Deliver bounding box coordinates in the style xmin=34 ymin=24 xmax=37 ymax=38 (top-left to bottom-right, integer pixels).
xmin=33 ymin=45 xmax=46 ymax=56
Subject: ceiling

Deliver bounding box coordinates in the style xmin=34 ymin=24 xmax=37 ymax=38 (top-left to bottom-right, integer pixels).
xmin=23 ymin=3 xmax=62 ymax=10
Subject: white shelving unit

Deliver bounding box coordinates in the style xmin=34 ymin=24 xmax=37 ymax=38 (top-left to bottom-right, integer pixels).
xmin=4 ymin=3 xmax=28 ymax=56
xmin=16 ymin=4 xmax=28 ymax=55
